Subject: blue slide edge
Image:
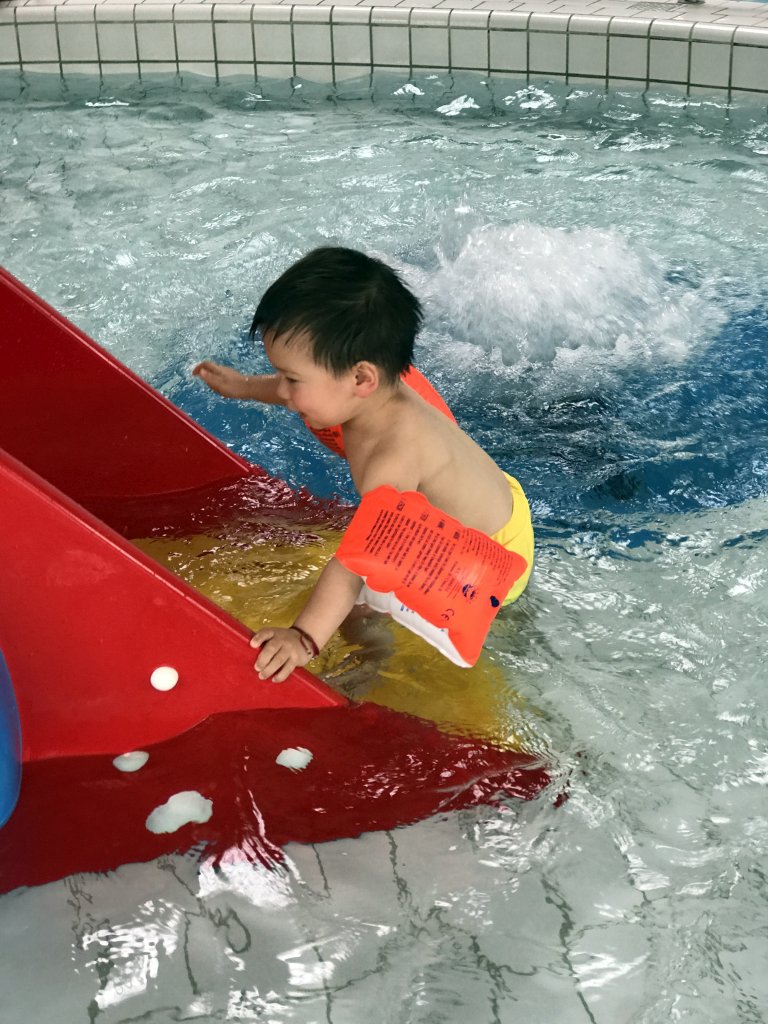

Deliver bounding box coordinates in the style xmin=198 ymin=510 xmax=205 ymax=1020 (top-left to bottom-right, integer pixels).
xmin=0 ymin=650 xmax=22 ymax=828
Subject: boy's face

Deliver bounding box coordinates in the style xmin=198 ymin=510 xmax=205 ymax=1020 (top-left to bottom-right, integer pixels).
xmin=263 ymin=330 xmax=358 ymax=430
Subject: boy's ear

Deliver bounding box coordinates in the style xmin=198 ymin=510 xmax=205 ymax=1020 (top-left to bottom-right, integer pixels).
xmin=352 ymin=361 xmax=379 ymax=397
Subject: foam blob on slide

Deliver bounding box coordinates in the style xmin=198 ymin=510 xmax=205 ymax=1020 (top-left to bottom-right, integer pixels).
xmin=113 ymin=751 xmax=149 ymax=773
xmin=276 ymin=747 xmax=313 ymax=772
xmin=145 ymin=791 xmax=213 ymax=834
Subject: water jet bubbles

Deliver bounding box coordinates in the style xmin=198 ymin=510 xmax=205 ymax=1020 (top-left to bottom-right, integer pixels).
xmin=423 ymin=222 xmax=722 ymax=387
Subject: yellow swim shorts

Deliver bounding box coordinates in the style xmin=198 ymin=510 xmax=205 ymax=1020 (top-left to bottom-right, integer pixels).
xmin=490 ymin=473 xmax=534 ymax=606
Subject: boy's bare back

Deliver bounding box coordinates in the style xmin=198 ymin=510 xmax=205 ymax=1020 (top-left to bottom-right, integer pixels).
xmin=343 ymin=385 xmax=513 ymax=539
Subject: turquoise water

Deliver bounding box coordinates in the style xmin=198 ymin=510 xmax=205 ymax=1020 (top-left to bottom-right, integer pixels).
xmin=1 ymin=72 xmax=768 ymax=1022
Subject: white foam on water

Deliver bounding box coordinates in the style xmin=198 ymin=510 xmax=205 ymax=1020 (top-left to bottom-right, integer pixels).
xmin=418 ymin=222 xmax=726 ymax=385
xmin=145 ymin=791 xmax=213 ymax=834
xmin=436 ymin=95 xmax=480 ymax=117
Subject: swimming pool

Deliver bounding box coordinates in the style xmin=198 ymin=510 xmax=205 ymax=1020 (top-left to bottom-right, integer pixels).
xmin=2 ymin=72 xmax=768 ymax=1022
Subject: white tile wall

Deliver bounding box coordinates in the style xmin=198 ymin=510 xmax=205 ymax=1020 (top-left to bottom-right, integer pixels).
xmin=450 ymin=26 xmax=489 ymax=71
xmin=411 ymin=26 xmax=449 ymax=68
xmin=608 ymin=34 xmax=648 ymax=80
xmin=0 ymin=26 xmax=19 ymax=65
xmin=689 ymin=40 xmax=731 ymax=89
xmin=332 ymin=24 xmax=371 ymax=66
xmin=489 ymin=33 xmax=527 ymax=73
xmin=648 ymin=37 xmax=688 ymax=83
xmin=570 ymin=16 xmax=611 ymax=36
xmin=96 ymin=22 xmax=138 ymax=63
xmin=56 ymin=6 xmax=98 ymax=26
xmin=179 ymin=60 xmax=217 ymax=77
xmin=255 ymin=59 xmax=293 ymax=78
xmin=214 ymin=23 xmax=255 ymax=64
xmin=333 ymin=64 xmax=370 ymax=82
xmin=254 ymin=15 xmax=292 ymax=65
xmin=57 ymin=22 xmax=98 ymax=62
xmin=295 ymin=61 xmax=335 ymax=81
xmin=568 ymin=33 xmax=607 ymax=79
xmin=137 ymin=20 xmax=176 ymax=62
xmin=175 ymin=21 xmax=216 ymax=62
xmin=732 ymin=43 xmax=768 ymax=91
xmin=608 ymin=17 xmax=651 ymax=38
xmin=371 ymin=24 xmax=409 ymax=67
xmin=294 ymin=22 xmax=333 ymax=65
xmin=214 ymin=6 xmax=253 ymax=24
xmin=17 ymin=22 xmax=59 ymax=63
xmin=529 ymin=29 xmax=567 ymax=74
xmin=489 ymin=12 xmax=529 ymax=73
xmin=0 ymin=1 xmax=765 ymax=101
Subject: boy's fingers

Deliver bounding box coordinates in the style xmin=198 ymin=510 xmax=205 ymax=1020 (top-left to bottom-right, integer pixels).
xmin=250 ymin=629 xmax=273 ymax=649
xmin=254 ymin=637 xmax=285 ymax=673
xmin=193 ymin=361 xmax=226 ymax=381
xmin=272 ymin=662 xmax=294 ymax=684
xmin=256 ymin=647 xmax=291 ymax=680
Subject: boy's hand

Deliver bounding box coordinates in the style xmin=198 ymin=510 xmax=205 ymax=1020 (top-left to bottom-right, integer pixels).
xmin=192 ymin=360 xmax=252 ymax=400
xmin=250 ymin=627 xmax=314 ymax=683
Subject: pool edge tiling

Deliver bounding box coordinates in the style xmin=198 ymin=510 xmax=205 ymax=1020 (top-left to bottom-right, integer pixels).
xmin=0 ymin=0 xmax=766 ymax=100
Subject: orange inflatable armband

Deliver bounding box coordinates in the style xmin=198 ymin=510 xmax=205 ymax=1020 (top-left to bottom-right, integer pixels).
xmin=336 ymin=487 xmax=529 ymax=667
xmin=305 ymin=366 xmax=456 ymax=459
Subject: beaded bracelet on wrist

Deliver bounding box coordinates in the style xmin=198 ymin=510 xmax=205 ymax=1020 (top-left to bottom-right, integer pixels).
xmin=291 ymin=625 xmax=320 ymax=659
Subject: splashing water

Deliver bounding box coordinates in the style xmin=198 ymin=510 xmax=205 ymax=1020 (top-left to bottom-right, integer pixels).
xmin=421 ymin=222 xmax=723 ymax=372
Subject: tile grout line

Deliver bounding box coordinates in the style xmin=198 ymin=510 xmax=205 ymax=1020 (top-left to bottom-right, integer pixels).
xmin=210 ymin=1 xmax=219 ymax=84
xmin=132 ymin=5 xmax=141 ymax=80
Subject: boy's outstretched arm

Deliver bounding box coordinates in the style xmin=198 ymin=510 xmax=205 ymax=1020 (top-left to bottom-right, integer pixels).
xmin=193 ymin=360 xmax=286 ymax=405
xmin=250 ymin=558 xmax=363 ymax=682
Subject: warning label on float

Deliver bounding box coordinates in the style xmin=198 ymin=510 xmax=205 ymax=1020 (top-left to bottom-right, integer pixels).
xmin=338 ymin=486 xmax=526 ymax=603
xmin=336 ymin=486 xmax=529 ymax=666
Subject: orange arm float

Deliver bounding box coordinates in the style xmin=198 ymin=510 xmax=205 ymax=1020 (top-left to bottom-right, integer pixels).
xmin=336 ymin=487 xmax=529 ymax=667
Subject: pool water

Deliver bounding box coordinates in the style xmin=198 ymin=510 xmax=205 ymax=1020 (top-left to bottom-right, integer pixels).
xmin=1 ymin=72 xmax=768 ymax=1023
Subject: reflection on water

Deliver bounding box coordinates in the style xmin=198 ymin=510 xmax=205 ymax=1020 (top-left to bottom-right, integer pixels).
xmin=135 ymin=526 xmax=539 ymax=751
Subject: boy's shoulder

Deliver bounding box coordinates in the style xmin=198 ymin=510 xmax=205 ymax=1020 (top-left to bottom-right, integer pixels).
xmin=381 ymin=388 xmax=452 ymax=452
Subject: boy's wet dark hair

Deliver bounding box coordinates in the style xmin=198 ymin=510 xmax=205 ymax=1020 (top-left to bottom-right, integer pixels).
xmin=250 ymin=247 xmax=422 ymax=385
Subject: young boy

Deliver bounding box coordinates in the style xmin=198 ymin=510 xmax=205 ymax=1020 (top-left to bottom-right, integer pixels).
xmin=194 ymin=247 xmax=532 ymax=682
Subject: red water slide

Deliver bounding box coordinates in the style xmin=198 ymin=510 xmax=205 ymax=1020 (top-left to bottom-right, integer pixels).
xmin=0 ymin=268 xmax=553 ymax=892
xmin=0 ymin=266 xmax=345 ymax=764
